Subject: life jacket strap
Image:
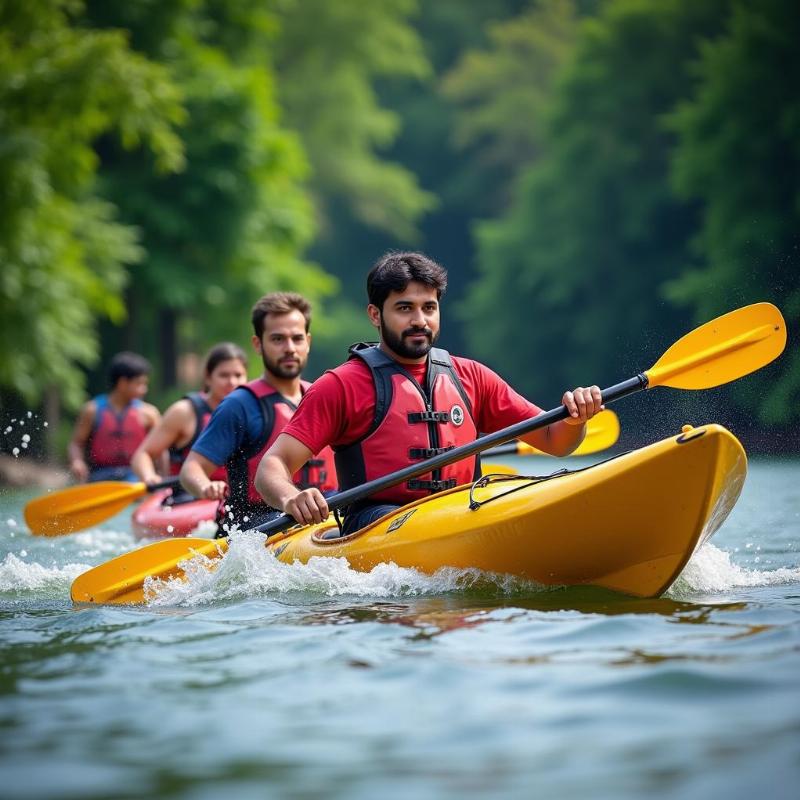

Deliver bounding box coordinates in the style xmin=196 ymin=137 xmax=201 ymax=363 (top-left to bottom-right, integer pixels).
xmin=297 ymin=459 xmax=327 ymax=489
xmin=406 ymin=478 xmax=457 ymax=492
xmin=409 ymin=445 xmax=454 ymax=460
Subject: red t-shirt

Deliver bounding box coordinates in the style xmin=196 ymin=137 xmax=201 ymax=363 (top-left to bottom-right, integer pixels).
xmin=283 ymin=355 xmax=544 ymax=455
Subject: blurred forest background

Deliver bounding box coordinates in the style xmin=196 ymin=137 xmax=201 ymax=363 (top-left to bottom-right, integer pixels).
xmin=1 ymin=0 xmax=798 ymax=465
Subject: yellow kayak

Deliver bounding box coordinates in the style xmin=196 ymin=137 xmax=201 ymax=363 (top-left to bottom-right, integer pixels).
xmin=264 ymin=423 xmax=746 ymax=598
xmin=70 ymin=423 xmax=746 ymax=603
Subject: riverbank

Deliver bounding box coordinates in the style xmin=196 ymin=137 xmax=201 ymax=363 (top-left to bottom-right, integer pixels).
xmin=0 ymin=455 xmax=69 ymax=489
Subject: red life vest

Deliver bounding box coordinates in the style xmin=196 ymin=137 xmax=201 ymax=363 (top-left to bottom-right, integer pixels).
xmin=168 ymin=393 xmax=226 ymax=481
xmin=334 ymin=345 xmax=479 ymax=505
xmin=225 ymin=378 xmax=337 ymax=521
xmin=87 ymin=395 xmax=148 ymax=469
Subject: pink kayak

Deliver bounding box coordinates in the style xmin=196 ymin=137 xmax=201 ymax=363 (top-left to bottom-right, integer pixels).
xmin=131 ymin=489 xmax=218 ymax=539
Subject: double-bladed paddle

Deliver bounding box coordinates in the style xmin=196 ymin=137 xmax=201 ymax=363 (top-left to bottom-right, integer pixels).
xmin=25 ymin=477 xmax=181 ymax=537
xmin=70 ymin=302 xmax=786 ymax=605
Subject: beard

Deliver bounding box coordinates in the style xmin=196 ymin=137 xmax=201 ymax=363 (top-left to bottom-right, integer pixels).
xmin=380 ymin=317 xmax=438 ymax=360
xmin=262 ymin=352 xmax=306 ymax=379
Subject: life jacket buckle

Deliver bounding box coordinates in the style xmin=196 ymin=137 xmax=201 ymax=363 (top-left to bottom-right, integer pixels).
xmin=409 ymin=446 xmax=454 ymax=459
xmin=407 ymin=411 xmax=450 ymax=424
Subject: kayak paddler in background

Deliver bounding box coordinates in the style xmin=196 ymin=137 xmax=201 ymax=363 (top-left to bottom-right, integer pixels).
xmin=255 ymin=251 xmax=604 ymax=536
xmin=130 ymin=342 xmax=249 ymax=488
xmin=180 ymin=292 xmax=338 ymax=535
xmin=67 ymin=351 xmax=161 ymax=483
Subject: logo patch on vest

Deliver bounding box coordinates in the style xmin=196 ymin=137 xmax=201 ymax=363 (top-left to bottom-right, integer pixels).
xmin=450 ymin=404 xmax=465 ymax=427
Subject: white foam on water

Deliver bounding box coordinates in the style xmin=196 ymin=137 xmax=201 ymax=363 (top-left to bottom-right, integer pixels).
xmin=0 ymin=552 xmax=89 ymax=594
xmin=145 ymin=530 xmax=529 ymax=607
xmin=189 ymin=519 xmax=219 ymax=539
xmin=55 ymin=527 xmax=139 ymax=560
xmin=669 ymin=543 xmax=800 ymax=597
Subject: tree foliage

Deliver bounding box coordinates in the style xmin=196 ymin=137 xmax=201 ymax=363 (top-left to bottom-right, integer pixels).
xmin=460 ymin=0 xmax=798 ymax=432
xmin=2 ymin=0 xmax=798 ymax=446
xmin=0 ymin=0 xmax=184 ymax=409
xmin=442 ymin=0 xmax=580 ymax=214
xmin=83 ymin=0 xmax=334 ymax=382
xmin=667 ymin=0 xmax=800 ymax=423
xmin=272 ymin=0 xmax=436 ymax=240
xmin=461 ymin=0 xmax=728 ymax=394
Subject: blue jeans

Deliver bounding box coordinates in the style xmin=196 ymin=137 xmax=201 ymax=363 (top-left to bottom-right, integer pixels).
xmin=341 ymin=503 xmax=401 ymax=536
xmin=88 ymin=466 xmax=138 ymax=483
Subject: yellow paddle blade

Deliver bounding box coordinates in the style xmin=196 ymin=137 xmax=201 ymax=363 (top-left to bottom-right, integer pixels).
xmin=24 ymin=481 xmax=149 ymax=536
xmin=516 ymin=409 xmax=620 ymax=456
xmin=646 ymin=303 xmax=786 ymax=389
xmin=481 ymin=463 xmax=518 ymax=476
xmin=71 ymin=537 xmax=229 ymax=605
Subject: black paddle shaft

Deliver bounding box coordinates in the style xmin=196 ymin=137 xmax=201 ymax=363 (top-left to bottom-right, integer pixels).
xmin=151 ymin=476 xmax=182 ymax=492
xmin=255 ymin=373 xmax=649 ymax=537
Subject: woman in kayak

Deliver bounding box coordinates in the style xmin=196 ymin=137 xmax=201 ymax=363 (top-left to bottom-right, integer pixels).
xmin=131 ymin=343 xmax=248 ymax=486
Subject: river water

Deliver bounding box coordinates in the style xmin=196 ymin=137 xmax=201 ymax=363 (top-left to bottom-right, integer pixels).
xmin=1 ymin=456 xmax=798 ymax=799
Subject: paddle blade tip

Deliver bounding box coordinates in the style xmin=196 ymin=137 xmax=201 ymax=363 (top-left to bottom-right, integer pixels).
xmin=646 ymin=302 xmax=787 ymax=390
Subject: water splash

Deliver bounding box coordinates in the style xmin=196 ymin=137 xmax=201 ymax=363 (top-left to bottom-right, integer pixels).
xmin=145 ymin=530 xmax=539 ymax=607
xmin=669 ymin=543 xmax=800 ymax=597
xmin=3 ymin=531 xmax=796 ymax=607
xmin=0 ymin=552 xmax=88 ymax=596
xmin=143 ymin=532 xmax=800 ymax=607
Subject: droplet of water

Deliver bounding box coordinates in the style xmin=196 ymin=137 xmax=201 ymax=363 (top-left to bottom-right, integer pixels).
xmin=12 ymin=448 xmax=19 ymax=457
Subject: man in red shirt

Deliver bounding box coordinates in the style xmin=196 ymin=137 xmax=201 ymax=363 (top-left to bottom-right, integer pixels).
xmin=255 ymin=251 xmax=603 ymax=535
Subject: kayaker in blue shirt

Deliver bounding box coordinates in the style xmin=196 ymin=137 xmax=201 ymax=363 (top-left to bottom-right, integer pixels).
xmin=179 ymin=292 xmax=336 ymax=534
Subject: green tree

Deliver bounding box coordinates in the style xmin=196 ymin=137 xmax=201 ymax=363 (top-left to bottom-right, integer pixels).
xmin=668 ymin=0 xmax=800 ymax=424
xmin=302 ymin=0 xmax=532 ymax=359
xmin=84 ymin=0 xmax=335 ymax=388
xmin=273 ymin=0 xmax=435 ymax=241
xmin=0 ymin=0 xmax=184 ymax=410
xmin=268 ymin=0 xmax=441 ymax=370
xmin=442 ymin=0 xmax=580 ymax=214
xmin=462 ymin=0 xmax=727 ymax=406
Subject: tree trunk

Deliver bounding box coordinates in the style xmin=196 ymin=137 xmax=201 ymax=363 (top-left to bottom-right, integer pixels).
xmin=159 ymin=308 xmax=178 ymax=389
xmin=123 ymin=286 xmax=138 ymax=351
